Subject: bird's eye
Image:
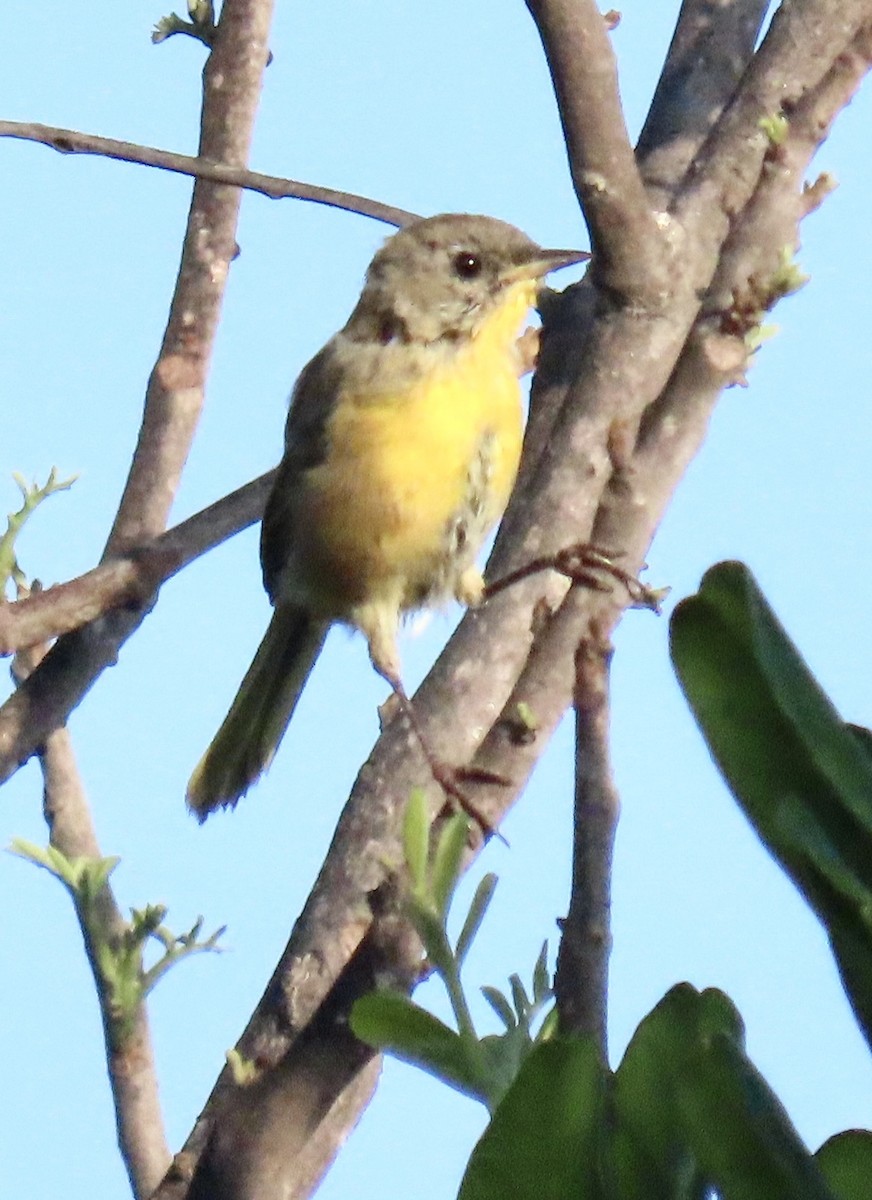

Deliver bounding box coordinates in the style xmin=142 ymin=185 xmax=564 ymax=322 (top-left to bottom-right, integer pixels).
xmin=452 ymin=251 xmax=483 ymax=279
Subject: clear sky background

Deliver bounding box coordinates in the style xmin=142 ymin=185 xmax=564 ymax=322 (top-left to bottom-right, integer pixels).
xmin=3 ymin=2 xmax=872 ymax=1197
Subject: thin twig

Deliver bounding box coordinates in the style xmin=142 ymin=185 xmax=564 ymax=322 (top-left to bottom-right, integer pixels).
xmin=41 ymin=730 xmax=171 ymax=1199
xmin=553 ymin=635 xmax=618 ymax=1052
xmin=0 ymin=121 xmax=414 ymax=229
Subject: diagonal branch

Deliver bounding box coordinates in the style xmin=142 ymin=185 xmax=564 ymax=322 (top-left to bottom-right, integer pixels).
xmin=675 ymin=0 xmax=872 ymax=242
xmin=0 ymin=121 xmax=414 ymax=228
xmin=0 ymin=0 xmax=276 ymax=781
xmin=105 ymin=0 xmax=274 ymax=555
xmin=637 ymin=0 xmax=771 ymax=202
xmin=41 ymin=729 xmax=171 ymax=1200
xmin=0 ymin=471 xmax=273 ymax=660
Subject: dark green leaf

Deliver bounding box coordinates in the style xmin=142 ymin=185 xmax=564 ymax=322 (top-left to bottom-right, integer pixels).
xmin=676 ymin=1030 xmax=835 ymax=1200
xmin=670 ymin=562 xmax=872 ymax=1046
xmin=458 ymin=1037 xmax=605 ymax=1200
xmin=816 ymin=1130 xmax=872 ymax=1200
xmin=614 ymin=983 xmax=741 ymax=1198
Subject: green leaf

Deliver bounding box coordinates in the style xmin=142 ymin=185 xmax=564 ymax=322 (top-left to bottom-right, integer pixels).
xmin=670 ymin=562 xmax=872 ymax=1046
xmin=458 ymin=1037 xmax=605 ymax=1200
xmin=430 ymin=812 xmax=469 ymax=917
xmin=531 ymin=941 xmax=551 ymax=1006
xmin=406 ymin=896 xmax=454 ymax=975
xmin=480 ymin=986 xmax=516 ymax=1029
xmin=816 ymin=1130 xmax=872 ymax=1200
xmin=350 ymin=991 xmax=490 ymax=1103
xmin=615 ymin=984 xmax=839 ymax=1200
xmin=403 ymin=788 xmax=430 ymax=894
xmin=509 ymin=973 xmax=530 ymax=1022
xmin=9 ymin=839 xmax=119 ymax=900
xmin=455 ymin=873 xmax=498 ymax=965
xmin=614 ymin=983 xmax=740 ymax=1197
xmin=676 ymin=1030 xmax=835 ymax=1200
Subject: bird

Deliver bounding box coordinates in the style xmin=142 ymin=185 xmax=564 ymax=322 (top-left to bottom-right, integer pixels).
xmin=187 ymin=213 xmax=586 ymax=818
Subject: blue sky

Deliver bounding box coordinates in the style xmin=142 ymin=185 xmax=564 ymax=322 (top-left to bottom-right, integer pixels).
xmin=3 ymin=2 xmax=872 ymax=1197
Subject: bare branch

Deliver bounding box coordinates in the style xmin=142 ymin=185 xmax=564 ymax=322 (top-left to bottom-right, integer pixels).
xmin=0 ymin=471 xmax=273 ymax=658
xmin=637 ymin=0 xmax=771 ymax=201
xmin=0 ymin=0 xmax=279 ymax=779
xmin=40 ymin=729 xmax=171 ymax=1199
xmin=0 ymin=558 xmax=168 ymax=657
xmin=553 ymin=636 xmax=618 ymax=1051
xmin=155 ymin=890 xmax=422 ymax=1200
xmin=12 ymin=628 xmax=171 ymax=1200
xmin=0 ymin=121 xmax=414 ymax=229
xmin=675 ymin=0 xmax=872 ymax=243
xmin=525 ymin=0 xmax=667 ymax=299
xmin=104 ymin=0 xmax=275 ymax=555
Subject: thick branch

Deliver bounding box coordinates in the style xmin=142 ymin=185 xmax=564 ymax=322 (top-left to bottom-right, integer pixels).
xmin=525 ymin=0 xmax=667 ymax=299
xmin=637 ymin=0 xmax=771 ymax=202
xmin=0 ymin=121 xmax=413 ymax=228
xmin=675 ymin=0 xmax=872 ymax=243
xmin=553 ymin=637 xmax=618 ymax=1052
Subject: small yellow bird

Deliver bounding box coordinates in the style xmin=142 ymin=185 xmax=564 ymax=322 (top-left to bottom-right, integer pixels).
xmin=187 ymin=214 xmax=585 ymax=818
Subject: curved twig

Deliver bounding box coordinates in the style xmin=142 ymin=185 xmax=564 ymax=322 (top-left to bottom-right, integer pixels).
xmin=0 ymin=121 xmax=414 ymax=229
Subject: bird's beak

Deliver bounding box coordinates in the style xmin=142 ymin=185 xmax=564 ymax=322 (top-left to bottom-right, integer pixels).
xmin=504 ymin=247 xmax=590 ymax=284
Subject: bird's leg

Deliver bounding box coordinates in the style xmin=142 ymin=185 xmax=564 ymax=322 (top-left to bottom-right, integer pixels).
xmin=485 ymin=545 xmax=668 ymax=612
xmin=386 ymin=679 xmax=505 ymax=841
xmin=363 ymin=614 xmax=504 ymax=840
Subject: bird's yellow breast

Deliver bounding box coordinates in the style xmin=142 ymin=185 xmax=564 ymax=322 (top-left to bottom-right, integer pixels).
xmin=297 ymin=280 xmax=535 ymax=615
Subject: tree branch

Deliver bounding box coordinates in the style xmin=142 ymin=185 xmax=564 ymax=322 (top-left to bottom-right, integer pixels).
xmin=12 ymin=629 xmax=170 ymax=1200
xmin=525 ymin=0 xmax=667 ymax=300
xmin=0 ymin=0 xmax=278 ymax=780
xmin=675 ymin=0 xmax=872 ymax=246
xmin=637 ymin=0 xmax=771 ymax=202
xmin=0 ymin=471 xmax=273 ymax=659
xmin=0 ymin=121 xmax=414 ymax=228
xmin=553 ymin=636 xmax=618 ymax=1053
xmin=105 ymin=0 xmax=274 ymax=555
xmin=40 ymin=729 xmax=171 ymax=1199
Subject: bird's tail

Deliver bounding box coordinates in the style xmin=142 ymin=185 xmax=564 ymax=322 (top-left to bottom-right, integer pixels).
xmin=186 ymin=606 xmax=328 ymax=820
